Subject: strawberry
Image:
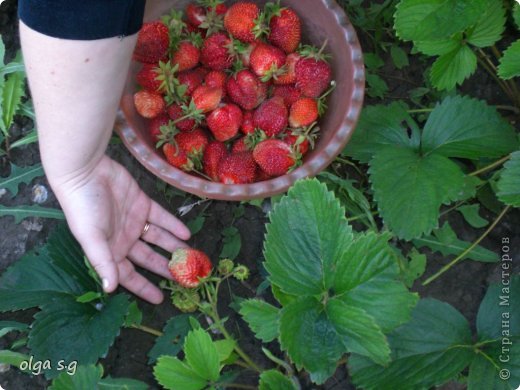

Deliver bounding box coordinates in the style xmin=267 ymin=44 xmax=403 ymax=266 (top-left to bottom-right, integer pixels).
xmin=176 ymin=128 xmax=209 ymax=157
xmin=200 ymin=32 xmax=234 ymax=70
xmin=149 ymin=113 xmax=170 ymax=144
xmin=136 ymin=63 xmax=163 ymax=92
xmin=241 ymin=110 xmax=255 ymax=134
xmin=289 ymin=98 xmax=319 ymax=128
xmin=282 ymin=128 xmax=310 ymax=155
xmin=273 ymin=53 xmax=300 ymax=85
xmin=253 ymin=139 xmax=298 ymax=177
xmin=163 ymin=143 xmax=194 ymax=171
xmin=203 ymin=141 xmax=228 ymax=181
xmin=186 ymin=4 xmax=206 ymax=27
xmin=133 ymin=21 xmax=170 ymax=64
xmin=257 ymin=168 xmax=272 ymax=182
xmin=253 ymin=96 xmax=288 ymax=137
xmin=224 ymin=2 xmax=260 ymax=43
xmin=212 ymin=4 xmax=228 ymax=15
xmin=218 ymin=152 xmax=257 ymax=184
xmin=239 ymin=41 xmax=260 ymax=67
xmin=268 ymin=8 xmax=301 ymax=54
xmin=249 ymin=43 xmax=286 ymax=81
xmin=226 ymin=69 xmax=267 ymax=110
xmin=205 ymin=70 xmax=228 ymax=92
xmin=167 ymin=104 xmax=196 ymax=132
xmin=134 ymin=90 xmax=165 ymax=118
xmin=231 ymin=137 xmax=250 ymax=153
xmin=172 ymin=41 xmax=201 ymax=72
xmin=207 ymin=103 xmax=243 ymax=141
xmin=272 ymin=84 xmax=302 ymax=107
xmin=192 ymin=85 xmax=223 ymax=113
xmin=295 ymin=57 xmax=332 ymax=98
xmin=169 ymin=248 xmax=212 ymax=288
xmin=178 ymin=68 xmax=204 ymax=97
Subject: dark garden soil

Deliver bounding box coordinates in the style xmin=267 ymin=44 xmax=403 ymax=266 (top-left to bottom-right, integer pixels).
xmin=1 ymin=0 xmax=519 ymax=389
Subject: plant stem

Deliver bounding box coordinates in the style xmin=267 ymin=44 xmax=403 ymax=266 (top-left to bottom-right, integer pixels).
xmin=475 ymin=51 xmax=516 ymax=102
xmin=407 ymin=108 xmax=433 ymax=114
xmin=346 ymin=211 xmax=378 ymax=222
xmin=131 ymin=324 xmax=163 ymax=337
xmin=469 ymin=155 xmax=511 ymax=177
xmin=423 ymin=205 xmax=511 ymax=286
xmin=495 ymin=105 xmax=520 ymax=114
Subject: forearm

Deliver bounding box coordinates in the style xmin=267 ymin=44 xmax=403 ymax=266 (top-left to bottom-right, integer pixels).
xmin=19 ymin=21 xmax=136 ymax=190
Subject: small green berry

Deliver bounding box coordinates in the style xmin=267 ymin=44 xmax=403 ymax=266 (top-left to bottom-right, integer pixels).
xmin=218 ymin=258 xmax=235 ymax=274
xmin=233 ymin=265 xmax=250 ymax=281
xmin=171 ymin=289 xmax=200 ymax=313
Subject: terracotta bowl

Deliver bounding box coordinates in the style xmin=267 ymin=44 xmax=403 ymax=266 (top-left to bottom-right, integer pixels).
xmin=117 ymin=0 xmax=365 ymax=201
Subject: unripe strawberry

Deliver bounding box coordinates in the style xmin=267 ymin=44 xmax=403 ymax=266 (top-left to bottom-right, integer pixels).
xmin=169 ymin=248 xmax=212 ymax=288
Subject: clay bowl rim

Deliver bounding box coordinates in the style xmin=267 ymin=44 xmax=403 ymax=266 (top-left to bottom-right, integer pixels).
xmin=117 ymin=0 xmax=365 ymax=201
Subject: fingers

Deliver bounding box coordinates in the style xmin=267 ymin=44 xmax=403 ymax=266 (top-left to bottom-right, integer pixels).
xmin=117 ymin=259 xmax=164 ymax=304
xmin=140 ymin=223 xmax=190 ymax=253
xmin=128 ymin=241 xmax=173 ymax=280
xmin=148 ymin=200 xmax=191 ymax=241
xmin=80 ymin=230 xmax=119 ymax=293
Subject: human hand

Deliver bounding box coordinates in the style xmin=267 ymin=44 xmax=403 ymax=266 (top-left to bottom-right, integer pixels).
xmin=52 ymin=155 xmax=191 ymax=304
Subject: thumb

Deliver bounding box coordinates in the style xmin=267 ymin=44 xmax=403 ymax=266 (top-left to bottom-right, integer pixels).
xmin=80 ymin=232 xmax=119 ymax=293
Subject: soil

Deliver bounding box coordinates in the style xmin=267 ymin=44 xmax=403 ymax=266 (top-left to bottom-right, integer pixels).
xmin=1 ymin=0 xmax=519 ymax=389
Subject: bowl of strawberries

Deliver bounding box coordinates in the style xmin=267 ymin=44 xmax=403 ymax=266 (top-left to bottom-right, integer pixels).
xmin=118 ymin=0 xmax=365 ymax=200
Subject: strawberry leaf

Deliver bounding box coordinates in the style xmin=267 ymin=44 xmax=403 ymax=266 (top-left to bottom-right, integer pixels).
xmin=154 ymin=356 xmax=207 ymax=390
xmin=349 ymin=299 xmax=475 ymax=389
xmin=497 ymin=151 xmax=520 ymax=207
xmin=370 ymin=147 xmax=466 ymax=240
xmin=0 ymin=70 xmax=25 ymax=136
xmin=147 ymin=315 xmax=192 ymax=364
xmin=498 ymin=39 xmax=520 ymax=80
xmin=0 ymin=163 xmax=44 ymax=198
xmin=240 ymin=299 xmax=280 ymax=343
xmin=421 ymin=96 xmax=519 ymax=159
xmin=466 ymin=0 xmax=506 ymax=48
xmin=183 ymin=328 xmax=220 ymax=381
xmin=456 ymin=204 xmax=489 ymax=228
xmin=259 ymin=370 xmax=297 ymax=390
xmin=429 ymin=44 xmax=477 ymax=91
xmin=0 ymin=204 xmax=65 ymax=223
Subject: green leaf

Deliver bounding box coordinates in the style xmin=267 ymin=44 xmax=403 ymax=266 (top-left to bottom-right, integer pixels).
xmin=370 ymin=147 xmax=466 ymax=240
xmin=0 ymin=163 xmax=44 ymax=197
xmin=154 ymin=356 xmax=207 ymax=390
xmin=514 ymin=3 xmax=520 ymax=30
xmin=390 ymin=45 xmax=409 ymax=69
xmin=279 ymin=297 xmax=344 ymax=384
xmin=259 ymin=370 xmax=297 ymax=390
xmin=0 ymin=321 xmax=29 ymax=338
xmin=0 ymin=204 xmax=65 ymax=223
xmin=343 ymin=102 xmax=415 ymax=163
xmin=98 ymin=377 xmax=149 ymax=390
xmin=413 ymin=222 xmax=498 ymax=262
xmin=0 ymin=247 xmax=84 ymax=311
xmin=183 ymin=328 xmax=220 ymax=381
xmin=0 ymin=350 xmax=30 ymax=370
xmin=0 ymin=62 xmax=25 ymax=78
xmin=498 ymin=39 xmax=520 ymax=80
xmin=430 ymin=44 xmax=477 ymax=91
xmin=414 ymin=35 xmax=461 ymax=56
xmin=187 ymin=213 xmax=206 ymax=235
xmin=75 ymin=291 xmax=104 ymax=303
xmin=476 ymin=275 xmax=519 ymax=341
xmin=497 ymin=151 xmax=520 ymax=207
xmin=219 ymin=226 xmax=241 ymax=260
xmin=28 ymin=294 xmax=130 ymax=378
xmin=364 ymin=53 xmax=384 ymax=69
xmin=213 ymin=339 xmax=236 ymax=363
xmin=394 ymin=0 xmax=487 ymax=41
xmin=49 ymin=365 xmax=103 ymax=390
xmin=456 ymin=204 xmax=489 ymax=228
xmin=0 ymin=39 xmax=5 ymax=65
xmin=0 ymin=71 xmax=25 ymax=136
xmin=240 ymin=299 xmax=280 ymax=343
xmin=148 ymin=315 xmax=191 ymax=364
xmin=264 ymin=179 xmax=353 ymax=296
xmin=10 ymin=129 xmax=38 ymax=149
xmin=422 ymin=96 xmax=519 ymax=159
xmin=366 ymin=73 xmax=389 ymax=99
xmin=466 ymin=0 xmax=506 ymax=48
xmin=349 ymin=299 xmax=474 ymax=390
xmin=399 ymin=249 xmax=427 ymax=288
xmin=123 ymin=301 xmax=143 ymax=328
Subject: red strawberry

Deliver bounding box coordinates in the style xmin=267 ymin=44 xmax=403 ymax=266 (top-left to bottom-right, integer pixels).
xmin=207 ymin=104 xmax=243 ymax=142
xmin=241 ymin=110 xmax=255 ymax=134
xmin=295 ymin=57 xmax=332 ymax=98
xmin=253 ymin=96 xmax=288 ymax=137
xmin=231 ymin=137 xmax=250 ymax=153
xmin=192 ymin=85 xmax=223 ymax=113
xmin=200 ymin=32 xmax=234 ymax=70
xmin=172 ymin=41 xmax=201 ymax=72
xmin=268 ymin=8 xmax=301 ymax=54
xmin=163 ymin=143 xmax=194 ymax=171
xmin=136 ymin=63 xmax=163 ymax=92
xmin=186 ymin=4 xmax=206 ymax=27
xmin=176 ymin=128 xmax=209 ymax=157
xmin=218 ymin=152 xmax=257 ymax=184
xmin=178 ymin=69 xmax=204 ymax=97
xmin=205 ymin=70 xmax=228 ymax=91
xmin=149 ymin=113 xmax=170 ymax=144
xmin=274 ymin=53 xmax=300 ymax=85
xmin=213 ymin=4 xmax=228 ymax=15
xmin=203 ymin=141 xmax=228 ymax=181
xmin=226 ymin=69 xmax=267 ymax=110
xmin=282 ymin=128 xmax=310 ymax=155
xmin=133 ymin=21 xmax=170 ymax=64
xmin=134 ymin=90 xmax=165 ymax=118
xmin=253 ymin=139 xmax=298 ymax=177
xmin=224 ymin=2 xmax=260 ymax=43
xmin=289 ymin=98 xmax=319 ymax=128
xmin=169 ymin=248 xmax=212 ymax=288
xmin=239 ymin=41 xmax=260 ymax=67
xmin=250 ymin=43 xmax=286 ymax=81
xmin=257 ymin=168 xmax=272 ymax=182
xmin=167 ymin=104 xmax=196 ymax=132
xmin=272 ymin=84 xmax=302 ymax=107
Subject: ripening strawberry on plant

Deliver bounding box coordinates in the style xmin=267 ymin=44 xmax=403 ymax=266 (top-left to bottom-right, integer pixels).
xmin=169 ymin=248 xmax=213 ymax=288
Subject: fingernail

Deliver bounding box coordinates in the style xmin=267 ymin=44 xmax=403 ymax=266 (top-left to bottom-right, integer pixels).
xmin=102 ymin=278 xmax=109 ymax=290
